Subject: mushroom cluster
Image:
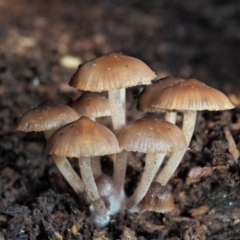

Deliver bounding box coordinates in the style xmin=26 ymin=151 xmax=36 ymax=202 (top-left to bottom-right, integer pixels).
xmin=16 ymin=52 xmax=234 ymax=227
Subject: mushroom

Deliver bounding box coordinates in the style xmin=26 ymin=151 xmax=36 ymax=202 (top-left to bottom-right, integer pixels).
xmin=151 ymin=79 xmax=235 ymax=185
xmin=138 ymin=181 xmax=174 ymax=213
xmin=69 ymin=91 xmax=111 ymax=178
xmin=69 ymin=52 xmax=156 ymax=132
xmin=117 ymin=117 xmax=187 ymax=210
xmin=15 ymin=101 xmax=85 ymax=196
xmin=69 ymin=91 xmax=111 ymax=121
xmin=45 ymin=116 xmax=120 ymax=227
xmin=137 ymin=77 xmax=185 ymax=123
xmin=69 ymin=52 xmax=157 ymax=198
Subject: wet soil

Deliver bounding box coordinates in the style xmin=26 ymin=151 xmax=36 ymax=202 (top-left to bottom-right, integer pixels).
xmin=1 ymin=0 xmax=240 ymax=239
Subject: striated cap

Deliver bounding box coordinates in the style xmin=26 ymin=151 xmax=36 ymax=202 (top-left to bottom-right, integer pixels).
xmin=151 ymin=78 xmax=235 ymax=111
xmin=45 ymin=116 xmax=120 ymax=158
xmin=69 ymin=92 xmax=111 ymax=118
xmin=137 ymin=77 xmax=185 ymax=112
xmin=117 ymin=117 xmax=187 ymax=153
xmin=69 ymin=52 xmax=157 ymax=91
xmin=16 ymin=102 xmax=79 ymax=132
xmin=140 ymin=181 xmax=174 ymax=213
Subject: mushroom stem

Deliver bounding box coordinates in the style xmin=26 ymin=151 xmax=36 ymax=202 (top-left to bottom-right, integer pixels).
xmin=155 ymin=111 xmax=196 ymax=185
xmin=182 ymin=110 xmax=197 ymax=145
xmin=112 ymin=150 xmax=128 ymax=195
xmin=91 ymin=156 xmax=102 ymax=179
xmin=153 ymin=153 xmax=166 ymax=177
xmin=165 ymin=111 xmax=177 ymax=124
xmin=52 ymin=155 xmax=85 ymax=194
xmin=127 ymin=152 xmax=162 ymax=210
xmin=108 ymin=88 xmax=128 ymax=199
xmin=79 ymin=157 xmax=107 ymax=216
xmin=108 ymin=88 xmax=126 ymax=133
xmin=44 ymin=131 xmax=85 ymax=196
xmin=155 ymin=150 xmax=187 ymax=186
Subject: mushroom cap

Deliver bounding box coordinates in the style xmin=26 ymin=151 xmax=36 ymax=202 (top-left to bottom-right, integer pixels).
xmin=45 ymin=116 xmax=120 ymax=158
xmin=69 ymin=52 xmax=157 ymax=91
xmin=140 ymin=181 xmax=174 ymax=213
xmin=137 ymin=77 xmax=185 ymax=112
xmin=16 ymin=102 xmax=79 ymax=132
xmin=151 ymin=78 xmax=235 ymax=111
xmin=117 ymin=117 xmax=187 ymax=153
xmin=70 ymin=92 xmax=111 ymax=118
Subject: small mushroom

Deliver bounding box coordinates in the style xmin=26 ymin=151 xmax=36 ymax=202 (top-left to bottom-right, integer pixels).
xmin=45 ymin=116 xmax=120 ymax=227
xmin=69 ymin=91 xmax=111 ymax=121
xmin=117 ymin=117 xmax=187 ymax=209
xmin=138 ymin=181 xmax=174 ymax=213
xmin=151 ymin=79 xmax=235 ymax=185
xmin=151 ymin=78 xmax=235 ymax=144
xmin=15 ymin=102 xmax=84 ymax=196
xmin=137 ymin=77 xmax=185 ymax=123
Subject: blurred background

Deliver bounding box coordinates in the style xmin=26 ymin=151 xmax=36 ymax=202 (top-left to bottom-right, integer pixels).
xmin=1 ymin=0 xmax=240 ymax=118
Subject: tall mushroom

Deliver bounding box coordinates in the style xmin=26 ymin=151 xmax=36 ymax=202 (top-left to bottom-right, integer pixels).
xmin=69 ymin=52 xmax=156 ymax=133
xmin=15 ymin=101 xmax=85 ymax=196
xmin=151 ymin=79 xmax=235 ymax=185
xmin=117 ymin=117 xmax=187 ymax=209
xmin=69 ymin=52 xmax=157 ymax=198
xmin=45 ymin=116 xmax=120 ymax=226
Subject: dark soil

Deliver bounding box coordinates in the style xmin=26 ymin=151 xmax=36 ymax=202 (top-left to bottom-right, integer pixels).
xmin=1 ymin=0 xmax=240 ymax=239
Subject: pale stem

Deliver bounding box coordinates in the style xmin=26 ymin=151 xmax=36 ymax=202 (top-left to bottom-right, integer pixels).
xmin=127 ymin=152 xmax=160 ymax=210
xmin=155 ymin=111 xmax=197 ymax=186
xmin=44 ymin=131 xmax=85 ymax=195
xmin=153 ymin=153 xmax=166 ymax=177
xmin=182 ymin=110 xmax=197 ymax=145
xmin=108 ymin=88 xmax=128 ymax=199
xmin=165 ymin=111 xmax=177 ymax=124
xmin=91 ymin=156 xmax=102 ymax=179
xmin=52 ymin=155 xmax=85 ymax=194
xmin=79 ymin=157 xmax=107 ymax=216
xmin=89 ymin=117 xmax=101 ymax=179
xmin=112 ymin=151 xmax=128 ymax=195
xmin=108 ymin=88 xmax=126 ymax=133
xmin=155 ymin=150 xmax=186 ymax=186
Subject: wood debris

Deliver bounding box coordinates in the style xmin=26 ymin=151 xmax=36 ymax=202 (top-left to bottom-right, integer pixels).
xmin=224 ymin=126 xmax=239 ymax=161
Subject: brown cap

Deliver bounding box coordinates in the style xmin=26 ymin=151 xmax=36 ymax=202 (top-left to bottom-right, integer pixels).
xmin=45 ymin=116 xmax=120 ymax=158
xmin=140 ymin=181 xmax=174 ymax=213
xmin=117 ymin=117 xmax=187 ymax=153
xmin=137 ymin=77 xmax=185 ymax=112
xmin=16 ymin=102 xmax=79 ymax=132
xmin=151 ymin=78 xmax=235 ymax=111
xmin=69 ymin=52 xmax=156 ymax=91
xmin=69 ymin=92 xmax=111 ymax=118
